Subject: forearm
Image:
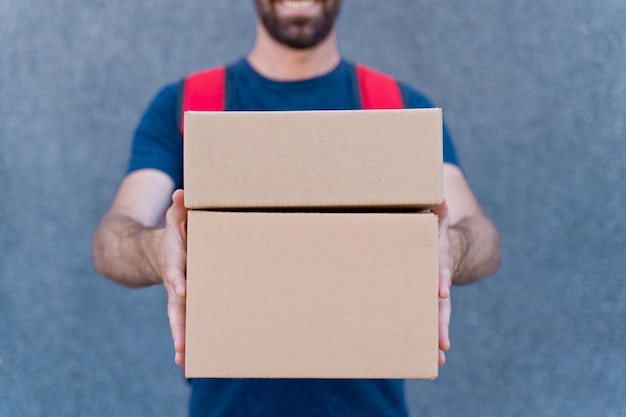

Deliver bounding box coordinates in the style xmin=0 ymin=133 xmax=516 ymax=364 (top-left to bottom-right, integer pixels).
xmin=92 ymin=212 xmax=164 ymax=288
xmin=448 ymin=214 xmax=501 ymax=285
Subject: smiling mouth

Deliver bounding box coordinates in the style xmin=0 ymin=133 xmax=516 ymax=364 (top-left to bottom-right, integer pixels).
xmin=279 ymin=0 xmax=318 ymax=9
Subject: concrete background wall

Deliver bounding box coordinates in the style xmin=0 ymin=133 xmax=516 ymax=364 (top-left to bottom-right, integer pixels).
xmin=1 ymin=0 xmax=624 ymax=416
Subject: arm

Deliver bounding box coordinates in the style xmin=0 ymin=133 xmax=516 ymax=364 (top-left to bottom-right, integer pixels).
xmin=435 ymin=163 xmax=502 ymax=364
xmin=92 ymin=169 xmax=188 ymax=366
xmin=443 ymin=163 xmax=501 ymax=285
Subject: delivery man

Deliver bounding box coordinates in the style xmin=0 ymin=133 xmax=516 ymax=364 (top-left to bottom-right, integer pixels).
xmin=92 ymin=1 xmax=501 ymax=416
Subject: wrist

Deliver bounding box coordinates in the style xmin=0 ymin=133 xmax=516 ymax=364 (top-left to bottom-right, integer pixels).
xmin=448 ymin=224 xmax=470 ymax=284
xmin=142 ymin=226 xmax=166 ymax=285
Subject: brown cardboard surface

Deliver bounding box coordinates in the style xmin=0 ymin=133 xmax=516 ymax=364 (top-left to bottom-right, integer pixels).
xmin=185 ymin=211 xmax=439 ymax=379
xmin=184 ymin=109 xmax=442 ymax=210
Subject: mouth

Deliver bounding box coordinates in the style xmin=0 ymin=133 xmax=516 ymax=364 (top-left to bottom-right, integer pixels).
xmin=274 ymin=0 xmax=321 ymax=14
xmin=270 ymin=0 xmax=323 ymax=20
xmin=279 ymin=0 xmax=318 ymax=9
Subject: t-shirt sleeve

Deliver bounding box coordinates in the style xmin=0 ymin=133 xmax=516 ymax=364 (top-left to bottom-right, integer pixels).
xmin=399 ymin=83 xmax=461 ymax=168
xmin=127 ymin=82 xmax=184 ymax=188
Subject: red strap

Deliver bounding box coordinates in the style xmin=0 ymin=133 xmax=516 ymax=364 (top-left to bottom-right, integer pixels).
xmin=355 ymin=64 xmax=404 ymax=109
xmin=181 ymin=66 xmax=226 ymax=134
xmin=180 ymin=64 xmax=400 ymax=133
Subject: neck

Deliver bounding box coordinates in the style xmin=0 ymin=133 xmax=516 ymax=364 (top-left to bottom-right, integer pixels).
xmin=247 ymin=22 xmax=341 ymax=81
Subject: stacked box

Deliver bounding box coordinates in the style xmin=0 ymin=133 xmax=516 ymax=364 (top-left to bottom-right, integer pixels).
xmin=184 ymin=109 xmax=442 ymax=379
xmin=184 ymin=110 xmax=442 ymax=210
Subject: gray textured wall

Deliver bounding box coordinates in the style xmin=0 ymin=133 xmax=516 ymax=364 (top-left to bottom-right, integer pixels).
xmin=1 ymin=1 xmax=625 ymax=416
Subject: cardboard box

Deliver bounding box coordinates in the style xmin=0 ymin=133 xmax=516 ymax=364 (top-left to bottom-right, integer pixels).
xmin=185 ymin=211 xmax=439 ymax=379
xmin=184 ymin=109 xmax=442 ymax=210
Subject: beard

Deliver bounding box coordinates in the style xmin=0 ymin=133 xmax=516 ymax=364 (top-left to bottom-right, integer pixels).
xmin=254 ymin=0 xmax=342 ymax=49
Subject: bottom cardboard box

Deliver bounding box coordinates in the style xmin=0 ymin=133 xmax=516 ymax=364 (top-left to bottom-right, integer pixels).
xmin=185 ymin=211 xmax=438 ymax=379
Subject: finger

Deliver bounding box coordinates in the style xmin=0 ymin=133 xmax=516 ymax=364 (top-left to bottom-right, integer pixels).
xmin=166 ymin=263 xmax=187 ymax=299
xmin=175 ymin=351 xmax=186 ymax=368
xmin=439 ymin=264 xmax=452 ymax=299
xmin=439 ymin=349 xmax=446 ymax=366
xmin=439 ymin=240 xmax=452 ymax=299
xmin=439 ymin=295 xmax=451 ymax=353
xmin=436 ymin=202 xmax=452 ymax=299
xmin=166 ymin=285 xmax=186 ymax=366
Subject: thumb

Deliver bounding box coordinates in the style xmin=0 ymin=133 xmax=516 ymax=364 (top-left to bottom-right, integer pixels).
xmin=167 ymin=189 xmax=187 ymax=228
xmin=432 ymin=199 xmax=449 ymax=231
xmin=172 ymin=189 xmax=185 ymax=213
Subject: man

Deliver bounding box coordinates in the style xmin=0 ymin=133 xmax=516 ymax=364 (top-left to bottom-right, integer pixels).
xmin=93 ymin=0 xmax=501 ymax=416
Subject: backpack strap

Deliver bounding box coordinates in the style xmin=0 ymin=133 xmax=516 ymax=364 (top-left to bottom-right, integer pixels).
xmin=179 ymin=64 xmax=402 ymax=133
xmin=180 ymin=66 xmax=227 ymax=134
xmin=355 ymin=64 xmax=405 ymax=109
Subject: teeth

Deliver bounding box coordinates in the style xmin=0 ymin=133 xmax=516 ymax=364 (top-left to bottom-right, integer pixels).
xmin=282 ymin=0 xmax=316 ymax=9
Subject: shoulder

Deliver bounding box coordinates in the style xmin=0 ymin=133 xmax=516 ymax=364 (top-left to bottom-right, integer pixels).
xmin=353 ymin=66 xmax=461 ymax=167
xmin=134 ymin=81 xmax=181 ymax=132
xmin=147 ymin=81 xmax=181 ymax=114
xmin=135 ymin=80 xmax=183 ymax=134
xmin=397 ymin=81 xmax=437 ymax=109
xmin=352 ymin=62 xmax=437 ymax=108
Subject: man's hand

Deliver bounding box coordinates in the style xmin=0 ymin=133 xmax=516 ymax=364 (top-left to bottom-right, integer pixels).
xmin=92 ymin=170 xmax=189 ymax=366
xmin=161 ymin=189 xmax=188 ymax=366
xmin=431 ymin=164 xmax=502 ymax=366
xmin=433 ymin=200 xmax=452 ymax=366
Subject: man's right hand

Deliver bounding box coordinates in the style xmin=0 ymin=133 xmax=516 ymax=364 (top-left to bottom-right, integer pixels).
xmin=92 ymin=169 xmax=187 ymax=366
xmin=160 ymin=189 xmax=188 ymax=366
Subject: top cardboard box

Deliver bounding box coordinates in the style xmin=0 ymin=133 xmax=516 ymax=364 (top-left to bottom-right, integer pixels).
xmin=184 ymin=109 xmax=442 ymax=210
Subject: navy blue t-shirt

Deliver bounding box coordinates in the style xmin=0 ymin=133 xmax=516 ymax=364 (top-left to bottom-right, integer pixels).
xmin=128 ymin=58 xmax=459 ymax=417
xmin=129 ymin=58 xmax=459 ymax=190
